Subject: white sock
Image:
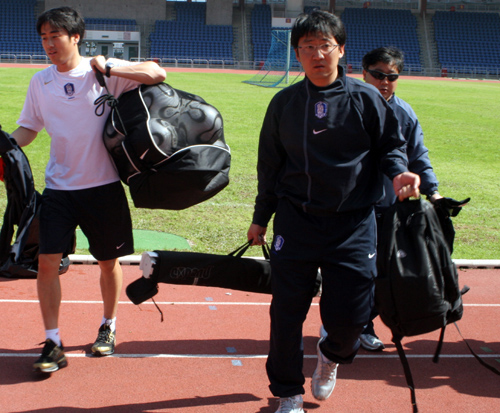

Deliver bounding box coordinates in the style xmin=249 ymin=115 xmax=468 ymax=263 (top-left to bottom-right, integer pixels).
xmin=101 ymin=316 xmax=116 ymax=332
xmin=45 ymin=328 xmax=61 ymax=346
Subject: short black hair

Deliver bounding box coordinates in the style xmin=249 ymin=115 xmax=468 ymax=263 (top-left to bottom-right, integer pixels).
xmin=291 ymin=10 xmax=346 ymax=49
xmin=36 ymin=6 xmax=85 ymax=46
xmin=362 ymin=47 xmax=405 ymax=73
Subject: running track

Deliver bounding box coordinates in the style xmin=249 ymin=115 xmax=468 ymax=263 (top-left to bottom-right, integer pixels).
xmin=1 ymin=64 xmax=499 ymax=411
xmin=0 ymin=262 xmax=499 ymax=412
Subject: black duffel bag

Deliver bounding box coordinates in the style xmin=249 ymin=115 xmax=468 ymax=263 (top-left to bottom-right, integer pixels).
xmin=97 ymin=79 xmax=230 ymax=210
xmin=126 ymin=241 xmax=322 ymax=305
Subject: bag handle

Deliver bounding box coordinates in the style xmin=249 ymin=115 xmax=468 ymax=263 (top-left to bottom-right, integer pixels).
xmin=93 ymin=70 xmax=128 ymax=135
xmin=229 ymin=240 xmax=270 ymax=259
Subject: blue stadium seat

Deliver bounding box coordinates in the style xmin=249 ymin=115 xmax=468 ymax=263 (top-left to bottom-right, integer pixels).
xmin=342 ymin=8 xmax=422 ymax=72
xmin=149 ymin=3 xmax=234 ymax=63
xmin=0 ymin=0 xmax=42 ymax=56
xmin=433 ymin=11 xmax=500 ymax=73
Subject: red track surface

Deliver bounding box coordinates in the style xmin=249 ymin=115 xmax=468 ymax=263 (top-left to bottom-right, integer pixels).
xmin=2 ymin=63 xmax=499 ymax=83
xmin=1 ymin=63 xmax=499 ymax=411
xmin=1 ymin=265 xmax=499 ymax=412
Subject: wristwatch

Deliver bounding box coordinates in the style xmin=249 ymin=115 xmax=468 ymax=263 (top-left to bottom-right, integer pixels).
xmin=105 ymin=61 xmax=115 ymax=78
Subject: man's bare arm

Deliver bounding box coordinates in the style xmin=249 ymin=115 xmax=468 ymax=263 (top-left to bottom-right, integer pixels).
xmin=11 ymin=126 xmax=38 ymax=147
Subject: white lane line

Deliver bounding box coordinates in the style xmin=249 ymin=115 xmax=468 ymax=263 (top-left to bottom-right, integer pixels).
xmin=1 ymin=300 xmax=499 ymax=306
xmin=1 ymin=353 xmax=500 ymax=360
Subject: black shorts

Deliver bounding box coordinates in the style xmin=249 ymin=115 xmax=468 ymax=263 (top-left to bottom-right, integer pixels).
xmin=40 ymin=181 xmax=134 ymax=261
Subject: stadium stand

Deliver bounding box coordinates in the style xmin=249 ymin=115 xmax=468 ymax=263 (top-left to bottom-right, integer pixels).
xmin=0 ymin=0 xmax=45 ymax=59
xmin=341 ymin=7 xmax=422 ymax=71
xmin=433 ymin=11 xmax=500 ymax=74
xmin=0 ymin=2 xmax=137 ymax=60
xmin=1 ymin=0 xmax=499 ymax=79
xmin=250 ymin=4 xmax=273 ymax=63
xmin=249 ymin=5 xmax=425 ymax=73
xmin=149 ymin=2 xmax=234 ymax=64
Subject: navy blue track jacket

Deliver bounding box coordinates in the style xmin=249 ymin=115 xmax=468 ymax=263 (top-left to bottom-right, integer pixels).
xmin=376 ymin=94 xmax=438 ymax=210
xmin=252 ymin=67 xmax=409 ymax=228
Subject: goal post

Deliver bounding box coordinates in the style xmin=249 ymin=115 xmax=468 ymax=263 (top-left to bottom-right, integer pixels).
xmin=244 ymin=28 xmax=303 ymax=88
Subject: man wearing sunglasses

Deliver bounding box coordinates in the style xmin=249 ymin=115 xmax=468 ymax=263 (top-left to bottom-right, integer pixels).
xmin=361 ymin=47 xmax=448 ymax=351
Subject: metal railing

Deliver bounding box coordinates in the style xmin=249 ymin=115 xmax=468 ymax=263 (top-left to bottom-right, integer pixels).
xmin=1 ymin=54 xmax=499 ymax=80
xmin=0 ymin=54 xmax=50 ymax=64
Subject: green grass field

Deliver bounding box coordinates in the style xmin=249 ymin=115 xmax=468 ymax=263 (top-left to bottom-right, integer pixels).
xmin=0 ymin=67 xmax=499 ymax=259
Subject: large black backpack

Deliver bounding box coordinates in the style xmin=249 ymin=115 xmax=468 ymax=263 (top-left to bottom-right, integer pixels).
xmin=375 ymin=198 xmax=499 ymax=412
xmin=376 ymin=198 xmax=465 ymax=412
xmin=0 ymin=126 xmax=72 ymax=278
xmin=98 ymin=80 xmax=230 ymax=210
xmin=376 ymin=198 xmax=465 ymax=339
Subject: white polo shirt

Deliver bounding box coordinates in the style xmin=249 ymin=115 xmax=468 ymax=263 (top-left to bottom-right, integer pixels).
xmin=17 ymin=57 xmax=140 ymax=190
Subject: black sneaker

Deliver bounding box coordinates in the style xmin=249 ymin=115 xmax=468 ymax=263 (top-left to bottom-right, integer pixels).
xmin=91 ymin=324 xmax=116 ymax=356
xmin=33 ymin=339 xmax=68 ymax=373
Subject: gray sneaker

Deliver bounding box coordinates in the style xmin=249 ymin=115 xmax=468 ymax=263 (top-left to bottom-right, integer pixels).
xmin=359 ymin=333 xmax=385 ymax=351
xmin=311 ymin=337 xmax=338 ymax=401
xmin=275 ymin=395 xmax=304 ymax=413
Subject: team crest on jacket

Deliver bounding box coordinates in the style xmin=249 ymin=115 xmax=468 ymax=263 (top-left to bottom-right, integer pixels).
xmin=274 ymin=235 xmax=285 ymax=252
xmin=64 ymin=83 xmax=75 ymax=98
xmin=315 ymin=101 xmax=328 ymax=119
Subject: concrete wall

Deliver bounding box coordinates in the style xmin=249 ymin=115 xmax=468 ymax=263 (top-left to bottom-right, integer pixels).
xmin=43 ymin=0 xmax=236 ymax=26
xmin=206 ymin=0 xmax=234 ymax=25
xmin=286 ymin=0 xmax=304 ymax=17
xmin=43 ymin=0 xmax=167 ymax=26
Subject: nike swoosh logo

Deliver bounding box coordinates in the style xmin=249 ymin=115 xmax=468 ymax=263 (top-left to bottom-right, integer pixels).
xmin=44 ymin=80 xmax=53 ymax=85
xmin=116 ymin=242 xmax=125 ymax=250
xmin=140 ymin=149 xmax=149 ymax=160
xmin=368 ymin=253 xmax=376 ymax=259
xmin=313 ymin=129 xmax=327 ymax=135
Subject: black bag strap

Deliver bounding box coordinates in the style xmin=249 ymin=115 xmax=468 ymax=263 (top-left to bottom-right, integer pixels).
xmin=392 ymin=335 xmax=419 ymax=413
xmin=229 ymin=240 xmax=270 ymax=259
xmin=262 ymin=243 xmax=270 ymax=260
xmin=432 ymin=326 xmax=446 ymax=363
xmin=395 ymin=320 xmax=500 ymax=413
xmin=453 ymin=322 xmax=500 ymax=376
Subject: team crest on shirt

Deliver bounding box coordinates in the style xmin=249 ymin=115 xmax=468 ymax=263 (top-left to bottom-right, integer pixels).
xmin=64 ymin=83 xmax=75 ymax=98
xmin=315 ymin=101 xmax=328 ymax=119
xmin=274 ymin=235 xmax=285 ymax=252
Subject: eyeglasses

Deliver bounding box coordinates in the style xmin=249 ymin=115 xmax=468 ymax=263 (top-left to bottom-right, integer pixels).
xmin=367 ymin=69 xmax=399 ymax=82
xmin=298 ymin=43 xmax=339 ymax=56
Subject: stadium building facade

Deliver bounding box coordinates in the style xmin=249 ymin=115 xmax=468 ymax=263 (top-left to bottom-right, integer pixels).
xmin=0 ymin=0 xmax=499 ymax=79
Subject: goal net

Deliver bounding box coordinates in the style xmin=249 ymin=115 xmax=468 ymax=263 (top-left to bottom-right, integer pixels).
xmin=244 ymin=28 xmax=303 ymax=88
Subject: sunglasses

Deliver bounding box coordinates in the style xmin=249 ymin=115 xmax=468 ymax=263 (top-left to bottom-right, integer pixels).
xmin=367 ymin=69 xmax=399 ymax=82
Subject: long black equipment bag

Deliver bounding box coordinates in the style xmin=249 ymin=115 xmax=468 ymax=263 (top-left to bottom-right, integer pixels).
xmin=0 ymin=126 xmax=72 ymax=278
xmin=95 ymin=73 xmax=230 ymax=210
xmin=125 ymin=241 xmax=322 ymax=306
xmin=375 ymin=198 xmax=500 ymax=412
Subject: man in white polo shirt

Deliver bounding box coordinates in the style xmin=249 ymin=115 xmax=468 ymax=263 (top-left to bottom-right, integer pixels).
xmin=11 ymin=6 xmax=166 ymax=373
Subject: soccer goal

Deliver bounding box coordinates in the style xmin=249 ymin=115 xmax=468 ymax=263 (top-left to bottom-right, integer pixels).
xmin=244 ymin=28 xmax=303 ymax=88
